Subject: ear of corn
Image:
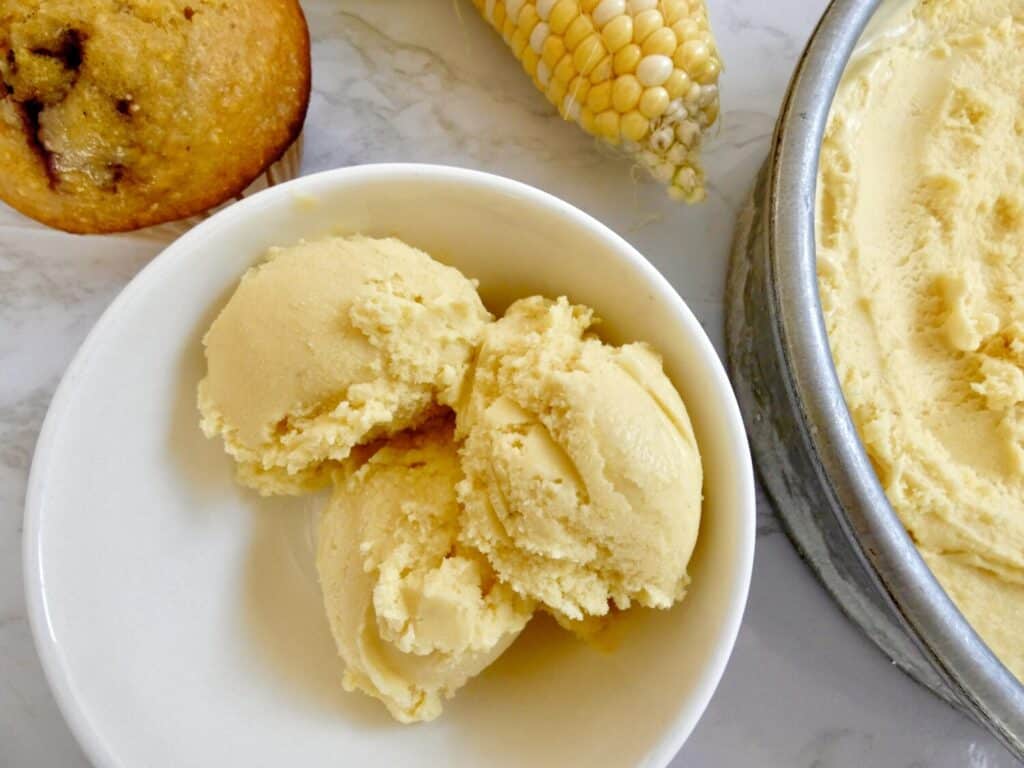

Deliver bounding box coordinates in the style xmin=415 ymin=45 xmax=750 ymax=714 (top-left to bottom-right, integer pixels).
xmin=473 ymin=0 xmax=722 ymax=202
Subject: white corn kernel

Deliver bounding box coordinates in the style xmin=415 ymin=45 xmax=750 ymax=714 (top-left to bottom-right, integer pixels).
xmin=562 ymin=95 xmax=583 ymax=120
xmin=698 ymin=83 xmax=718 ymax=107
xmin=636 ymin=54 xmax=673 ymax=86
xmin=674 ymin=167 xmax=698 ymax=189
xmin=531 ymin=22 xmax=551 ymax=53
xmin=675 ymin=119 xmax=699 ymax=144
xmin=506 ymin=0 xmax=526 ymax=23
xmin=537 ymin=59 xmax=552 ymax=86
xmin=639 ymin=149 xmax=659 ymax=167
xmin=664 ymin=97 xmax=686 ymax=120
xmin=537 ymin=0 xmax=558 ymax=20
xmin=653 ymin=162 xmax=675 ymax=182
xmin=667 ymin=142 xmax=688 ymax=165
xmin=593 ymin=0 xmax=627 ymax=27
xmin=650 ymin=125 xmax=674 ymax=152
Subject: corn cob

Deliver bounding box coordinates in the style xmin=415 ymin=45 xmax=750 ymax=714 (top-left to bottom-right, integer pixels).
xmin=473 ymin=0 xmax=721 ymax=202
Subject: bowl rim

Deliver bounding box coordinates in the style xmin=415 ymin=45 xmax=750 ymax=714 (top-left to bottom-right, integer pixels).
xmin=22 ymin=162 xmax=756 ymax=768
xmin=767 ymin=0 xmax=1024 ymax=750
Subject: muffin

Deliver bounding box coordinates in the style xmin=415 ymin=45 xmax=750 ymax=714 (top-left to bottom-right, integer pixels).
xmin=0 ymin=0 xmax=310 ymax=234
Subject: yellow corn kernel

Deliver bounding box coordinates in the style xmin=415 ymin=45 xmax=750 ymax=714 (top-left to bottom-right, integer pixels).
xmin=613 ymin=43 xmax=642 ymax=75
xmin=601 ymin=14 xmax=633 ymax=52
xmin=555 ymin=52 xmax=576 ymax=85
xmin=632 ymin=9 xmax=663 ymax=43
xmin=611 ymin=74 xmax=642 ymax=112
xmin=579 ymin=105 xmax=597 ymax=134
xmin=573 ymin=34 xmax=604 ymax=75
xmin=671 ymin=18 xmax=700 ymax=42
xmin=493 ymin=2 xmax=506 ymax=29
xmin=521 ymin=46 xmax=540 ymax=76
xmin=638 ymin=86 xmax=670 ymax=118
xmin=676 ymin=39 xmax=709 ymax=72
xmin=695 ymin=56 xmax=721 ymax=84
xmin=581 ymin=0 xmax=601 ymax=11
xmin=664 ymin=68 xmax=690 ymax=98
xmin=662 ymin=0 xmax=688 ymax=24
xmin=517 ymin=4 xmax=540 ymax=33
xmin=702 ymin=99 xmax=719 ymax=125
xmin=547 ymin=75 xmax=569 ymax=104
xmin=542 ymin=36 xmax=566 ymax=68
xmin=549 ymin=0 xmax=579 ymax=34
xmin=565 ymin=14 xmax=595 ymax=50
xmin=642 ymin=27 xmax=677 ymax=57
xmin=589 ymin=54 xmax=614 ymax=83
xmin=672 ymin=46 xmax=686 ymax=70
xmin=568 ymin=74 xmax=591 ymax=103
xmin=595 ymin=110 xmax=621 ymax=140
xmin=621 ymin=110 xmax=649 ymax=141
xmin=503 ymin=17 xmax=516 ymax=44
xmin=586 ymin=80 xmax=612 ymax=111
xmin=511 ymin=27 xmax=529 ymax=57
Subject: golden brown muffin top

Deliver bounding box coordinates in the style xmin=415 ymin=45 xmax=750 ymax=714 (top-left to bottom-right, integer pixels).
xmin=0 ymin=0 xmax=310 ymax=233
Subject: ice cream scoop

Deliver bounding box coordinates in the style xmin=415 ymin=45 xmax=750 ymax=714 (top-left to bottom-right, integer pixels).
xmin=316 ymin=422 xmax=533 ymax=723
xmin=456 ymin=296 xmax=703 ymax=621
xmin=197 ymin=235 xmax=491 ymax=495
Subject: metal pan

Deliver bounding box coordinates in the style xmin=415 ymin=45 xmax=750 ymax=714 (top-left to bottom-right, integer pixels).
xmin=725 ymin=0 xmax=1024 ymax=757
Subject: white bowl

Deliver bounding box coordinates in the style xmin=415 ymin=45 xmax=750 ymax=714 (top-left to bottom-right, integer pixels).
xmin=24 ymin=164 xmax=755 ymax=768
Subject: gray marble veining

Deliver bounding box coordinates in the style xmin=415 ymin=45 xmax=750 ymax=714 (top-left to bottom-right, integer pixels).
xmin=0 ymin=1 xmax=1017 ymax=766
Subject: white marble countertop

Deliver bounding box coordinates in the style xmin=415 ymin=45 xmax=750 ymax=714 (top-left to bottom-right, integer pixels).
xmin=0 ymin=1 xmax=1018 ymax=766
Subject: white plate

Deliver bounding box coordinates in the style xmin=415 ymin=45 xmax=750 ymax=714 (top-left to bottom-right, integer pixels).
xmin=24 ymin=165 xmax=755 ymax=768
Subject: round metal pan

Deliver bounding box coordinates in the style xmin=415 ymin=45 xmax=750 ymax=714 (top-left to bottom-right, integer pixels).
xmin=725 ymin=0 xmax=1024 ymax=757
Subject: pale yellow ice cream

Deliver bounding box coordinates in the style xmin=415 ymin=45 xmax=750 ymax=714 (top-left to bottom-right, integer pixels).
xmin=197 ymin=235 xmax=492 ymax=495
xmin=456 ymin=296 xmax=703 ymax=621
xmin=817 ymin=0 xmax=1024 ymax=679
xmin=316 ymin=422 xmax=534 ymax=723
xmin=198 ymin=233 xmax=707 ymax=719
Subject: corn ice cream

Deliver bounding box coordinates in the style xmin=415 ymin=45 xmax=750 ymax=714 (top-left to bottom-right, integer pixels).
xmin=197 ymin=235 xmax=492 ymax=495
xmin=316 ymin=422 xmax=533 ymax=723
xmin=456 ymin=296 xmax=703 ymax=621
xmin=817 ymin=0 xmax=1024 ymax=680
xmin=197 ymin=233 xmax=707 ymax=721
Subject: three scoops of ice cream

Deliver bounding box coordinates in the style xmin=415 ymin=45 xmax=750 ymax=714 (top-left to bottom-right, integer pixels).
xmin=197 ymin=235 xmax=704 ymax=723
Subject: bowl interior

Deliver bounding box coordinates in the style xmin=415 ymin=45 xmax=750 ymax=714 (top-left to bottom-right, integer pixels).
xmin=27 ymin=165 xmax=754 ymax=768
